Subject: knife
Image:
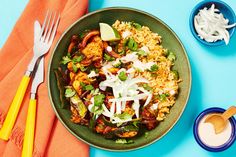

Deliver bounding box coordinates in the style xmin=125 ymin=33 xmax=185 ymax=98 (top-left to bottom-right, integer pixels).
xmin=0 ymin=21 xmax=42 ymax=141
xmin=21 ymin=57 xmax=44 ymax=157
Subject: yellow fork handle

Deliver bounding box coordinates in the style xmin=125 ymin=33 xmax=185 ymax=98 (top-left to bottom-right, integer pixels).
xmin=22 ymin=98 xmax=37 ymax=157
xmin=0 ymin=75 xmax=30 ymax=140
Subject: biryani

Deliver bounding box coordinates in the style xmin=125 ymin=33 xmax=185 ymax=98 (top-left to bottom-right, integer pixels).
xmin=55 ymin=20 xmax=181 ymax=142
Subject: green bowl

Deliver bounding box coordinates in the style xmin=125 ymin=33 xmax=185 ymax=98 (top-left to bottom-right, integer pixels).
xmin=48 ymin=7 xmax=191 ymax=151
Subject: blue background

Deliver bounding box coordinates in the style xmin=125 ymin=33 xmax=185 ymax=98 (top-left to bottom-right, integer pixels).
xmin=0 ymin=0 xmax=236 ymax=156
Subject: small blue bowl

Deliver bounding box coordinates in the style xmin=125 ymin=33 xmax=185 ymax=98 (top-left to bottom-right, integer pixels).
xmin=189 ymin=0 xmax=236 ymax=46
xmin=193 ymin=107 xmax=236 ymax=152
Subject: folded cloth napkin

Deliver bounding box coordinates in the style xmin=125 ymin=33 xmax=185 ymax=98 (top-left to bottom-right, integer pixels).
xmin=0 ymin=0 xmax=89 ymax=156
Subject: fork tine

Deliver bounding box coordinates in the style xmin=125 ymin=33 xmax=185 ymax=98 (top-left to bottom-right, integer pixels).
xmin=39 ymin=10 xmax=49 ymax=39
xmin=41 ymin=11 xmax=52 ymax=41
xmin=45 ymin=12 xmax=56 ymax=43
xmin=48 ymin=13 xmax=60 ymax=45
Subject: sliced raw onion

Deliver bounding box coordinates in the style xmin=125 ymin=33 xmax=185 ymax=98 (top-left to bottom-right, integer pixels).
xmin=194 ymin=4 xmax=236 ymax=45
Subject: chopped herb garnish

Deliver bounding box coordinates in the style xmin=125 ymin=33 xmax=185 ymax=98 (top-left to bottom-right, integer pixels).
xmin=118 ymin=71 xmax=127 ymax=81
xmin=127 ymin=38 xmax=138 ymax=51
xmin=104 ymin=53 xmax=115 ymax=61
xmin=149 ymin=64 xmax=158 ymax=72
xmin=94 ymin=94 xmax=105 ymax=106
xmin=113 ymin=60 xmax=122 ymax=68
xmin=65 ymin=88 xmax=76 ymax=98
xmin=80 ymin=83 xmax=94 ymax=91
xmin=143 ymin=84 xmax=152 ymax=91
xmin=91 ymin=88 xmax=100 ymax=95
xmin=159 ymin=93 xmax=169 ymax=101
xmin=118 ymin=49 xmax=125 ymax=55
xmin=91 ymin=94 xmax=105 ymax=115
xmin=136 ymin=49 xmax=147 ymax=56
xmin=123 ymin=38 xmax=129 ymax=47
xmin=171 ymin=70 xmax=179 ymax=80
xmin=72 ymin=55 xmax=83 ymax=63
xmin=89 ymin=114 xmax=97 ymax=129
xmin=85 ymin=85 xmax=94 ymax=91
xmin=167 ymin=51 xmax=176 ymax=62
xmin=93 ymin=107 xmax=104 ymax=115
xmin=131 ymin=22 xmax=142 ymax=30
xmin=115 ymin=112 xmax=132 ymax=120
xmin=163 ymin=50 xmax=169 ymax=57
xmin=72 ymin=63 xmax=78 ymax=73
xmin=80 ymin=66 xmax=87 ymax=72
xmin=67 ymin=53 xmax=71 ymax=58
xmin=62 ymin=55 xmax=83 ymax=65
xmin=80 ymin=82 xmax=86 ymax=88
xmin=119 ymin=93 xmax=122 ymax=98
xmin=115 ymin=139 xmax=134 ymax=144
xmin=61 ymin=56 xmax=71 ymax=64
xmin=144 ymin=132 xmax=149 ymax=138
xmin=94 ymin=68 xmax=99 ymax=73
xmin=133 ymin=120 xmax=140 ymax=128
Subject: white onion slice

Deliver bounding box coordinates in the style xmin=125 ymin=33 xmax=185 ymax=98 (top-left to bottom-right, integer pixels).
xmin=194 ymin=4 xmax=236 ymax=45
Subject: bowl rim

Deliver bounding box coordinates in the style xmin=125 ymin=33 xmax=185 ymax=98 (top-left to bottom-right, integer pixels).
xmin=189 ymin=0 xmax=236 ymax=46
xmin=47 ymin=6 xmax=192 ymax=151
xmin=193 ymin=107 xmax=236 ymax=152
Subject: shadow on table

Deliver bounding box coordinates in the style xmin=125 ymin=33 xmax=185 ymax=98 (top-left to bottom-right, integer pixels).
xmin=211 ymin=140 xmax=236 ymax=157
xmin=89 ymin=0 xmax=105 ymax=12
xmin=199 ymin=33 xmax=236 ymax=57
xmin=90 ymin=60 xmax=203 ymax=157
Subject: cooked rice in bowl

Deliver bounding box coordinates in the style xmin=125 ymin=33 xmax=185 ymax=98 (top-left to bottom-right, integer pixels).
xmin=113 ymin=20 xmax=181 ymax=121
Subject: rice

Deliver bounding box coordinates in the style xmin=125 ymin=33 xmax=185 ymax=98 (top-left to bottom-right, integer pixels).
xmin=113 ymin=20 xmax=181 ymax=121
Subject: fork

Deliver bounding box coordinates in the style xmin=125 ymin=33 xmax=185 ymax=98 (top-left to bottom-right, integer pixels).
xmin=0 ymin=11 xmax=60 ymax=141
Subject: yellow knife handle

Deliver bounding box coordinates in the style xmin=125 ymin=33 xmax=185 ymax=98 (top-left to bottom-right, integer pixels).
xmin=22 ymin=98 xmax=37 ymax=157
xmin=0 ymin=75 xmax=30 ymax=140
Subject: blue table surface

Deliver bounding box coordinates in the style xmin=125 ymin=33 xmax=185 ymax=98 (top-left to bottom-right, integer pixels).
xmin=1 ymin=0 xmax=236 ymax=156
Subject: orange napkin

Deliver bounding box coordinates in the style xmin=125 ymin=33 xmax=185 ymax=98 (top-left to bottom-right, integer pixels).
xmin=0 ymin=0 xmax=89 ymax=156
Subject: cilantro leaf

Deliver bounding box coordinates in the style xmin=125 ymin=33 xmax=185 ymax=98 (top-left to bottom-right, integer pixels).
xmin=131 ymin=22 xmax=142 ymax=30
xmin=115 ymin=139 xmax=134 ymax=144
xmin=72 ymin=55 xmax=83 ymax=63
xmin=72 ymin=63 xmax=78 ymax=73
xmin=149 ymin=64 xmax=158 ymax=72
xmin=80 ymin=66 xmax=87 ymax=72
xmin=115 ymin=112 xmax=132 ymax=120
xmin=65 ymin=88 xmax=76 ymax=98
xmin=171 ymin=70 xmax=179 ymax=80
xmin=61 ymin=56 xmax=71 ymax=65
xmin=104 ymin=53 xmax=115 ymax=61
xmin=127 ymin=38 xmax=138 ymax=51
xmin=159 ymin=93 xmax=169 ymax=101
xmin=94 ymin=94 xmax=105 ymax=106
xmin=136 ymin=50 xmax=147 ymax=56
xmin=143 ymin=84 xmax=152 ymax=91
xmin=133 ymin=120 xmax=140 ymax=128
xmin=118 ymin=71 xmax=127 ymax=81
xmin=167 ymin=51 xmax=176 ymax=62
xmin=85 ymin=85 xmax=94 ymax=91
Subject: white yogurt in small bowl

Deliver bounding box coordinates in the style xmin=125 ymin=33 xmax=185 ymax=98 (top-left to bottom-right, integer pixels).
xmin=194 ymin=107 xmax=236 ymax=152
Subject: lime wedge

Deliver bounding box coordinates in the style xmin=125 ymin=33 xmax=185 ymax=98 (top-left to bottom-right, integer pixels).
xmin=99 ymin=23 xmax=120 ymax=41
